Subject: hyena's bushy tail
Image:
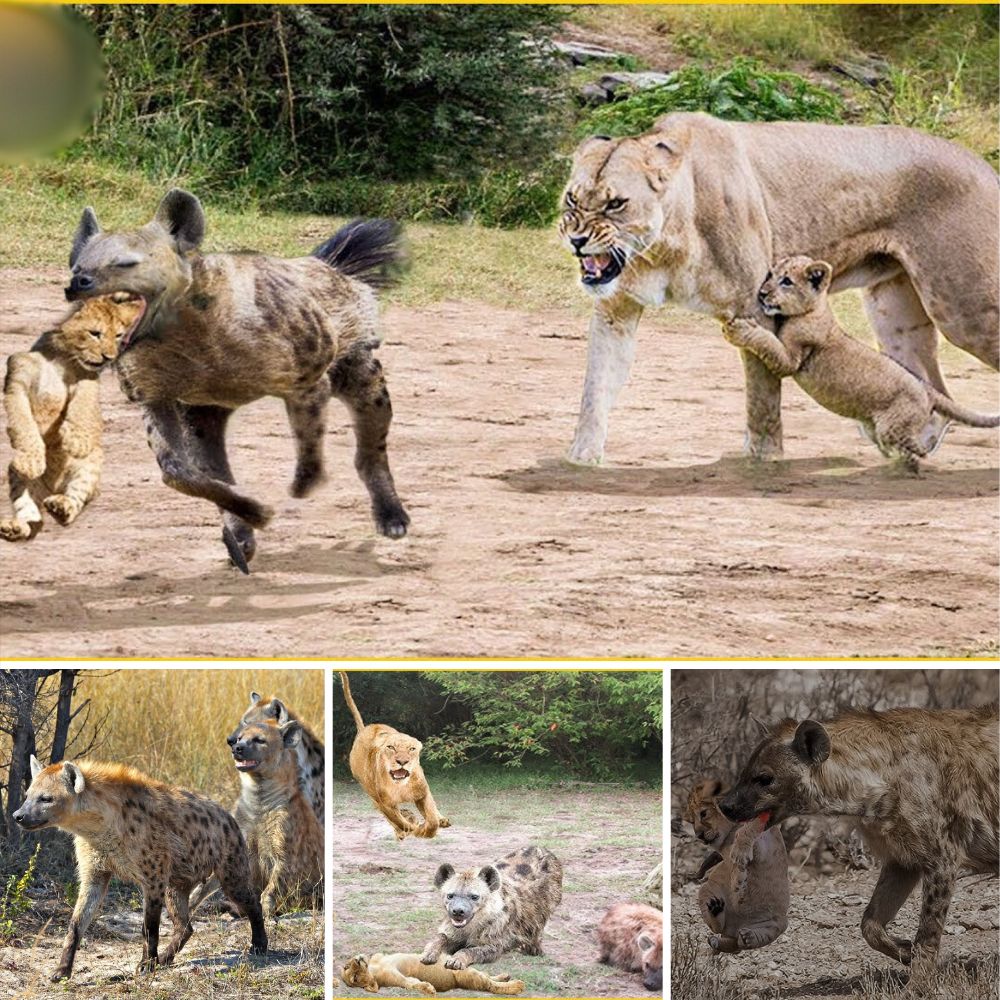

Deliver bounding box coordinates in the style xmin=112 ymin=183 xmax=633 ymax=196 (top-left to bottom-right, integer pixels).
xmin=339 ymin=671 xmax=366 ymax=733
xmin=930 ymin=389 xmax=1000 ymax=428
xmin=312 ymin=219 xmax=408 ymax=291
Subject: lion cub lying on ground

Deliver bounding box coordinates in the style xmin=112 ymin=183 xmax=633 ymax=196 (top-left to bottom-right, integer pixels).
xmin=2 ymin=295 xmax=142 ymax=540
xmin=342 ymin=954 xmax=524 ymax=995
xmin=723 ymin=256 xmax=999 ymax=470
xmin=685 ymin=778 xmax=789 ymax=954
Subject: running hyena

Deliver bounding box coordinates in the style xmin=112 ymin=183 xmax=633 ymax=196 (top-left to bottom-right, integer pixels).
xmin=718 ymin=703 xmax=999 ymax=985
xmin=13 ymin=756 xmax=267 ymax=980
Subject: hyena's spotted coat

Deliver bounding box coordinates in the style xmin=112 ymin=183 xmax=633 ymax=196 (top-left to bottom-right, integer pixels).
xmin=13 ymin=757 xmax=267 ymax=980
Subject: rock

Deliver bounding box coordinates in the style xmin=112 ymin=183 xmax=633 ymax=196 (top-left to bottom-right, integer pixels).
xmin=579 ymin=82 xmax=610 ymax=106
xmin=552 ymin=40 xmax=628 ymax=66
xmin=958 ymin=914 xmax=998 ymax=931
xmin=944 ymin=923 xmax=966 ymax=936
xmin=599 ymin=71 xmax=675 ymax=94
xmin=828 ymin=56 xmax=891 ymax=88
xmin=840 ymin=893 xmax=866 ymax=906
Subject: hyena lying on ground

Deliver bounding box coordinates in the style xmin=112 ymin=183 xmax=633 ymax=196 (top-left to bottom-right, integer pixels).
xmin=596 ymin=903 xmax=663 ymax=992
xmin=13 ymin=756 xmax=267 ymax=980
xmin=235 ymin=692 xmax=325 ymax=825
xmin=719 ymin=703 xmax=999 ymax=985
xmin=684 ymin=777 xmax=789 ymax=953
xmin=421 ymin=845 xmax=563 ymax=970
xmin=65 ymin=189 xmax=409 ymax=571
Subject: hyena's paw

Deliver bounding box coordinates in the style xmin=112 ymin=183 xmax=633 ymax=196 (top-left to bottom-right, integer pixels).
xmin=11 ymin=448 xmax=45 ymax=480
xmin=706 ymin=896 xmax=725 ymax=917
xmin=374 ymin=498 xmax=409 ymax=540
xmin=222 ymin=521 xmax=256 ymax=575
xmin=43 ymin=494 xmax=83 ymax=526
xmin=419 ymin=947 xmax=441 ymax=966
xmin=0 ymin=517 xmax=37 ymax=541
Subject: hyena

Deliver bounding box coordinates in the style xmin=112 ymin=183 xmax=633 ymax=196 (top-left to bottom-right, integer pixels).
xmin=234 ymin=692 xmax=324 ymax=825
xmin=12 ymin=756 xmax=267 ymax=980
xmin=65 ymin=189 xmax=409 ymax=571
xmin=421 ymin=845 xmax=563 ymax=970
xmin=596 ymin=902 xmax=663 ymax=992
xmin=718 ymin=703 xmax=1000 ymax=983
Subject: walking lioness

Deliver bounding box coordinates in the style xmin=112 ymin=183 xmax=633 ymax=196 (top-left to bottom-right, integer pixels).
xmin=723 ymin=256 xmax=999 ymax=469
xmin=718 ymin=703 xmax=1000 ymax=985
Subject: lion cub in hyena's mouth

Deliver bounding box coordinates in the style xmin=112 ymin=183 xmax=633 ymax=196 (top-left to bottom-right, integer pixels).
xmin=685 ymin=778 xmax=789 ymax=954
xmin=723 ymin=256 xmax=1000 ymax=471
xmin=342 ymin=953 xmax=525 ymax=994
xmin=421 ymin=845 xmax=563 ymax=970
xmin=1 ymin=295 xmax=142 ymax=541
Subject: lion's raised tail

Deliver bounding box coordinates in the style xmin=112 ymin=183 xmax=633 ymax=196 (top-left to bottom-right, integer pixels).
xmin=930 ymin=389 xmax=1000 ymax=428
xmin=339 ymin=671 xmax=365 ymax=733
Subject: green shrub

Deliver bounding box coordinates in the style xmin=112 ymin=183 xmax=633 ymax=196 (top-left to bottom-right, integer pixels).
xmin=0 ymin=844 xmax=40 ymax=943
xmin=581 ymin=58 xmax=844 ymax=137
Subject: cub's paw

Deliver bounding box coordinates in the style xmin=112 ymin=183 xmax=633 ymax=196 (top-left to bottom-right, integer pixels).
xmin=438 ymin=816 xmax=452 ymax=829
xmin=43 ymin=494 xmax=82 ymax=526
xmin=706 ymin=896 xmax=725 ymax=917
xmin=0 ymin=518 xmax=36 ymax=541
xmin=707 ymin=934 xmax=723 ymax=953
xmin=12 ymin=448 xmax=45 ymax=480
xmin=414 ymin=982 xmax=436 ymax=995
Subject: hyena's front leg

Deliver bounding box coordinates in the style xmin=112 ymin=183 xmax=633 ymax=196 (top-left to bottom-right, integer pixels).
xmin=567 ymin=296 xmax=643 ymax=466
xmin=284 ymin=379 xmax=331 ymax=499
xmin=420 ymin=932 xmax=450 ymax=965
xmin=0 ymin=466 xmax=43 ymax=541
xmin=861 ymin=861 xmax=921 ymax=966
xmin=43 ymin=453 xmax=102 ymax=526
xmin=329 ymin=345 xmax=409 ymax=539
xmin=52 ymin=867 xmax=111 ymax=980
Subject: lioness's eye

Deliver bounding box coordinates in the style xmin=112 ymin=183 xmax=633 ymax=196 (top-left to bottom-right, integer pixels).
xmin=564 ymin=192 xmax=577 ymax=208
xmin=754 ymin=774 xmax=774 ymax=786
xmin=606 ymin=197 xmax=627 ymax=211
xmin=779 ymin=277 xmax=793 ymax=287
xmin=386 ymin=745 xmax=395 ymax=753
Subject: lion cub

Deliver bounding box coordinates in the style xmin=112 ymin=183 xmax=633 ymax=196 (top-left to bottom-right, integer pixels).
xmin=1 ymin=296 xmax=141 ymax=540
xmin=342 ymin=954 xmax=524 ymax=995
xmin=685 ymin=778 xmax=789 ymax=954
xmin=724 ymin=256 xmax=999 ymax=470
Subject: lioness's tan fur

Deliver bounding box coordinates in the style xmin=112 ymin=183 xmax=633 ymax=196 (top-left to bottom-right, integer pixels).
xmin=723 ymin=256 xmax=999 ymax=470
xmin=342 ymin=954 xmax=524 ymax=995
xmin=559 ymin=112 xmax=998 ymax=464
xmin=2 ymin=296 xmax=142 ymax=540
xmin=339 ymin=671 xmax=449 ymax=839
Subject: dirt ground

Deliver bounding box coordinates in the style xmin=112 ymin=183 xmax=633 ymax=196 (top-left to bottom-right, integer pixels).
xmin=1 ymin=267 xmax=997 ymax=658
xmin=332 ymin=779 xmax=662 ymax=998
xmin=0 ymin=891 xmax=323 ymax=1000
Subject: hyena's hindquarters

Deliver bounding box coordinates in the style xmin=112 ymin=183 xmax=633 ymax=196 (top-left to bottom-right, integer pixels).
xmin=329 ymin=346 xmax=409 ymax=539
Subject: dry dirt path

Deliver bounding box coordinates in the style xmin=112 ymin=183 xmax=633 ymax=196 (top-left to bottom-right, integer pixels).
xmin=1 ymin=268 xmax=997 ymax=657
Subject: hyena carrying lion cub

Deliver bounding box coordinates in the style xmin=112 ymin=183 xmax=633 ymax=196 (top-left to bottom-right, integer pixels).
xmin=13 ymin=756 xmax=266 ymax=980
xmin=719 ymin=703 xmax=999 ymax=986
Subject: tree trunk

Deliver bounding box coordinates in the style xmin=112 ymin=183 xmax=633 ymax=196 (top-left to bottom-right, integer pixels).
xmin=51 ymin=669 xmax=78 ymax=763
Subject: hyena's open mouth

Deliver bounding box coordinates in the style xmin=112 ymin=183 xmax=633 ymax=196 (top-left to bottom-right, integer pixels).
xmin=389 ymin=767 xmax=410 ymax=781
xmin=234 ymin=758 xmax=260 ymax=771
xmin=110 ymin=292 xmax=148 ymax=347
xmin=449 ymin=915 xmax=469 ymax=928
xmin=578 ymin=248 xmax=625 ymax=287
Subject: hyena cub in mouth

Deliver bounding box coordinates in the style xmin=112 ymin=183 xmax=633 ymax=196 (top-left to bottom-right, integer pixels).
xmin=13 ymin=756 xmax=266 ymax=980
xmin=421 ymin=845 xmax=563 ymax=969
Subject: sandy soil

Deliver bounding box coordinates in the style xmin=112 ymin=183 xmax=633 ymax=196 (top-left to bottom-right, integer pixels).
xmin=1 ymin=268 xmax=997 ymax=658
xmin=332 ymin=780 xmax=662 ymax=998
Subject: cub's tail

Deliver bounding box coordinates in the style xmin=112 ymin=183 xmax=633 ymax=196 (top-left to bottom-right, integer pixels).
xmin=930 ymin=389 xmax=1000 ymax=428
xmin=312 ymin=219 xmax=408 ymax=291
xmin=339 ymin=671 xmax=365 ymax=733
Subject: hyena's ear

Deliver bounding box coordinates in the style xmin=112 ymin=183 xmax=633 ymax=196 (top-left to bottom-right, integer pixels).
xmin=433 ymin=863 xmax=455 ymax=888
xmin=637 ymin=934 xmax=654 ymax=952
xmin=479 ymin=865 xmax=501 ymax=892
xmin=153 ymin=189 xmax=206 ymax=254
xmin=70 ymin=206 xmax=101 ymax=268
xmin=751 ymin=715 xmax=771 ymax=738
xmin=62 ymin=761 xmax=86 ymax=794
xmin=249 ymin=691 xmax=262 ymax=707
xmin=270 ymin=698 xmax=290 ymax=725
xmin=791 ymin=719 xmax=831 ymax=765
xmin=279 ymin=720 xmax=302 ymax=748
xmin=806 ymin=260 xmax=832 ymax=293
xmin=29 ymin=754 xmax=44 ymax=779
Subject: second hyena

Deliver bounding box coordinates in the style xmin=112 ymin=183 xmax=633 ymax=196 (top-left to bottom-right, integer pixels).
xmin=718 ymin=703 xmax=1000 ymax=983
xmin=13 ymin=756 xmax=267 ymax=980
xmin=421 ymin=845 xmax=563 ymax=970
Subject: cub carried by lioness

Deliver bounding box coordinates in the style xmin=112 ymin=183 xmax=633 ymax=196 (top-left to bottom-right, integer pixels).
xmin=723 ymin=256 xmax=999 ymax=470
xmin=1 ymin=295 xmax=142 ymax=540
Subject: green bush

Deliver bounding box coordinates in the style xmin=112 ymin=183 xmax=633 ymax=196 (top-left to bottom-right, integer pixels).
xmin=0 ymin=844 xmax=39 ymax=944
xmin=581 ymin=58 xmax=844 ymax=137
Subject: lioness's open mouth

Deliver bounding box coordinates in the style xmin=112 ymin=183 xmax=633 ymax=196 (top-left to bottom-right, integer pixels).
xmin=389 ymin=768 xmax=410 ymax=781
xmin=578 ymin=249 xmax=624 ymax=286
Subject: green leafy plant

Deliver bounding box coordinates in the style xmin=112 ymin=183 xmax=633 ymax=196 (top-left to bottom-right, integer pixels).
xmin=0 ymin=844 xmax=40 ymax=943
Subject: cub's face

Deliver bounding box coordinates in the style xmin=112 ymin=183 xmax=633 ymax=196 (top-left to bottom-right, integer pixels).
xmin=376 ymin=732 xmax=422 ymax=783
xmin=559 ymin=134 xmax=681 ymax=298
xmin=342 ymin=956 xmax=379 ymax=992
xmin=53 ymin=295 xmax=143 ymax=370
xmin=757 ymin=256 xmax=833 ymax=318
xmin=684 ymin=778 xmax=734 ymax=846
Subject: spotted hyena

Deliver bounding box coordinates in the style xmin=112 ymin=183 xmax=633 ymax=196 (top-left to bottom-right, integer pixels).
xmin=718 ymin=703 xmax=1000 ymax=983
xmin=597 ymin=902 xmax=663 ymax=991
xmin=234 ymin=692 xmax=325 ymax=825
xmin=13 ymin=756 xmax=267 ymax=980
xmin=420 ymin=845 xmax=563 ymax=970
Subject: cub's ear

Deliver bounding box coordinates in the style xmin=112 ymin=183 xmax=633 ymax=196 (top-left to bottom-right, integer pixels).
xmin=62 ymin=761 xmax=86 ymax=794
xmin=70 ymin=206 xmax=101 ymax=268
xmin=708 ymin=778 xmax=724 ymax=797
xmin=153 ymin=188 xmax=205 ymax=254
xmin=806 ymin=260 xmax=832 ymax=292
xmin=280 ymin=720 xmax=302 ymax=748
xmin=479 ymin=865 xmax=501 ymax=892
xmin=433 ymin=863 xmax=455 ymax=889
xmin=30 ymin=754 xmax=44 ymax=779
xmin=792 ymin=719 xmax=831 ymax=765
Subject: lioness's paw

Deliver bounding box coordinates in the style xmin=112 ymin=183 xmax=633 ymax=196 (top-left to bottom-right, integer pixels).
xmin=438 ymin=817 xmax=452 ymax=828
xmin=11 ymin=449 xmax=45 ymax=480
xmin=564 ymin=445 xmax=603 ymax=467
xmin=43 ymin=494 xmax=82 ymax=525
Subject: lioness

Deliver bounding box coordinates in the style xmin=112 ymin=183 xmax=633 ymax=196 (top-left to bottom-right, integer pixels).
xmin=723 ymin=256 xmax=999 ymax=469
xmin=559 ymin=112 xmax=998 ymax=464
xmin=342 ymin=954 xmax=524 ymax=995
xmin=339 ymin=671 xmax=450 ymax=839
xmin=2 ymin=295 xmax=142 ymax=540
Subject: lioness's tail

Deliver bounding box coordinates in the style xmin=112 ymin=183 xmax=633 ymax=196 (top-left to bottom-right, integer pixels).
xmin=339 ymin=671 xmax=365 ymax=733
xmin=312 ymin=219 xmax=408 ymax=291
xmin=930 ymin=389 xmax=1000 ymax=428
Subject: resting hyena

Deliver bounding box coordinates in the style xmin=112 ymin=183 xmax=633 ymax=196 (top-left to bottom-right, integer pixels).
xmin=421 ymin=845 xmax=563 ymax=969
xmin=234 ymin=692 xmax=325 ymax=825
xmin=13 ymin=756 xmax=267 ymax=980
xmin=718 ymin=703 xmax=1000 ymax=983
xmin=596 ymin=902 xmax=663 ymax=992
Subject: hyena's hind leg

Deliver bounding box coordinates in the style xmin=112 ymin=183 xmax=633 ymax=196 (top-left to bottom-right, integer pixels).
xmin=0 ymin=466 xmax=43 ymax=540
xmin=329 ymin=344 xmax=409 ymax=539
xmin=159 ymin=887 xmax=195 ymax=965
xmin=284 ymin=379 xmax=331 ymax=499
xmin=42 ymin=454 xmax=101 ymax=526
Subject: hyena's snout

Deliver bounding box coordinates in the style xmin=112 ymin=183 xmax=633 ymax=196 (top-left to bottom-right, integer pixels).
xmin=717 ymin=791 xmax=756 ymax=824
xmin=12 ymin=802 xmax=48 ymax=830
